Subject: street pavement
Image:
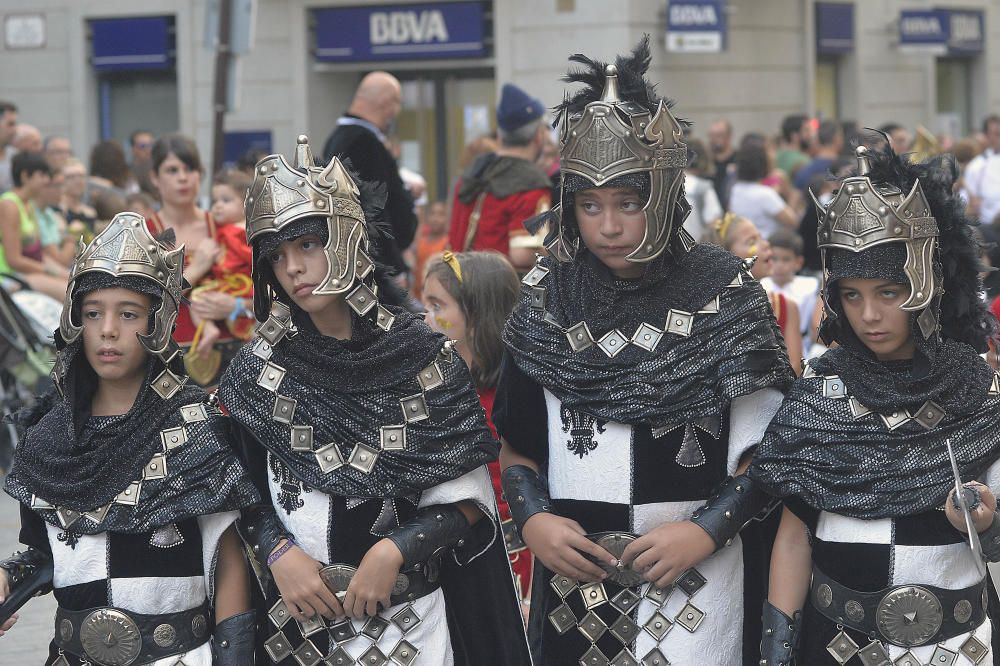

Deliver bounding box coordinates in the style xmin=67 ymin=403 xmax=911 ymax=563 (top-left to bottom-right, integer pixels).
xmin=0 ymin=486 xmax=55 ymax=664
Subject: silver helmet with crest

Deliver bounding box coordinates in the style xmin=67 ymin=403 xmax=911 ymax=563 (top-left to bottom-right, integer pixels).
xmin=55 ymin=211 xmax=186 ymax=398
xmin=545 ymin=38 xmax=691 ymax=263
xmin=245 ymin=135 xmax=394 ymax=337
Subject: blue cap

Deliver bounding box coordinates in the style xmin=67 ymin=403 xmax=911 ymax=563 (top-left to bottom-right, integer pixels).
xmin=496 ymin=83 xmax=545 ymax=132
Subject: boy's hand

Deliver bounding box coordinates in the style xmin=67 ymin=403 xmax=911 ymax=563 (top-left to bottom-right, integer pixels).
xmin=343 ymin=539 xmax=404 ymax=619
xmin=620 ymin=521 xmax=715 ymax=589
xmin=269 ymin=542 xmax=344 ymax=622
xmin=945 ymin=482 xmax=997 ymax=534
xmin=0 ymin=570 xmax=19 ymax=636
xmin=521 ymin=513 xmax=616 ymax=583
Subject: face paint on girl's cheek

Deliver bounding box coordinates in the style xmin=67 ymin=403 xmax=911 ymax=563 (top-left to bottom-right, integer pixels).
xmin=435 ymin=316 xmax=452 ymax=331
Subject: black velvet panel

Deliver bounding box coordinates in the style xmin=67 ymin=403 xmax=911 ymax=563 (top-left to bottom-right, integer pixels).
xmin=631 ymin=418 xmax=729 ymax=504
xmin=107 ymin=518 xmax=204 ymax=579
xmin=550 ymin=499 xmax=631 ymax=534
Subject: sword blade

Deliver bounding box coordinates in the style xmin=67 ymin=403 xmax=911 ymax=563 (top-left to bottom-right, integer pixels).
xmin=946 ymin=438 xmax=987 ymax=574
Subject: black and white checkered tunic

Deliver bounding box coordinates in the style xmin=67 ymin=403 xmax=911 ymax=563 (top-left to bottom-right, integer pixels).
xmin=18 ymin=504 xmax=238 ymax=666
xmin=789 ymin=467 xmax=1000 ymax=666
xmin=495 ymin=356 xmax=783 ymax=666
xmin=258 ymin=450 xmax=497 ymax=666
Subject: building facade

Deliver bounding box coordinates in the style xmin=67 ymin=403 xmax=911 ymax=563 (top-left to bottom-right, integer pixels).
xmin=1 ymin=0 xmax=997 ymax=200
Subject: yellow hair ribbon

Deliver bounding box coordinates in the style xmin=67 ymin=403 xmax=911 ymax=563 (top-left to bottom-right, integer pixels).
xmin=715 ymin=212 xmax=738 ymax=242
xmin=441 ymin=250 xmax=463 ymax=283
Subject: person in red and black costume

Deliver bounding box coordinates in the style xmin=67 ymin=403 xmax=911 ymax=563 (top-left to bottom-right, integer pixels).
xmin=449 ymin=84 xmax=552 ymax=273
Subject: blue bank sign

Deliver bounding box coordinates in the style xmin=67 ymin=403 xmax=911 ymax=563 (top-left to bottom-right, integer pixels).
xmin=666 ymin=0 xmax=727 ymax=53
xmin=899 ymin=8 xmax=983 ymax=55
xmin=314 ymin=2 xmax=486 ymax=62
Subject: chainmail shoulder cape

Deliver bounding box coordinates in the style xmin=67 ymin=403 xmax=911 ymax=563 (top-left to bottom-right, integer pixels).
xmin=218 ymin=306 xmax=497 ymax=499
xmin=503 ymin=246 xmax=794 ymax=428
xmin=809 ymin=337 xmax=993 ymax=416
xmin=748 ymin=352 xmax=1000 ymax=519
xmin=5 ymin=376 xmax=259 ymax=535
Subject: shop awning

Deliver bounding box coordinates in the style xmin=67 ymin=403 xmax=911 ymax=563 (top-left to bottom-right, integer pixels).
xmin=313 ymin=2 xmax=487 ymax=63
xmin=90 ymin=16 xmax=175 ymax=71
xmin=816 ymin=3 xmax=854 ymax=55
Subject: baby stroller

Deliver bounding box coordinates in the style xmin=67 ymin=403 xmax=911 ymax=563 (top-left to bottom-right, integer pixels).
xmin=0 ymin=276 xmax=57 ymax=474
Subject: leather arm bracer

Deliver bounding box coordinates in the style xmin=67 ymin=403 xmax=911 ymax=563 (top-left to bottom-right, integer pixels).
xmin=212 ymin=609 xmax=256 ymax=665
xmin=690 ymin=473 xmax=773 ymax=550
xmin=501 ymin=464 xmax=552 ymax=533
xmin=386 ymin=504 xmax=472 ymax=573
xmin=978 ymin=513 xmax=1000 ymax=562
xmin=760 ymin=600 xmax=801 ymax=666
xmin=237 ymin=507 xmax=292 ymax=567
xmin=0 ymin=548 xmax=53 ymax=623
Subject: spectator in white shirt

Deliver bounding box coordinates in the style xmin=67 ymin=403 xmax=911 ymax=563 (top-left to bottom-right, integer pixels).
xmin=760 ymin=228 xmax=819 ymax=354
xmin=963 ymin=114 xmax=1000 ymax=225
xmin=728 ymin=140 xmax=797 ymax=239
xmin=682 ymin=138 xmax=723 ymax=242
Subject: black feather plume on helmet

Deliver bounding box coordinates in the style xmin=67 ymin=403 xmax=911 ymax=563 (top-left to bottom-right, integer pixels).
xmin=554 ymin=35 xmax=689 ymax=126
xmin=860 ymin=141 xmax=996 ymax=349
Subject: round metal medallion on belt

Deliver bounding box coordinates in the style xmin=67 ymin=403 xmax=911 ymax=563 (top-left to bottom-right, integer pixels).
xmin=191 ymin=613 xmax=208 ymax=638
xmin=816 ymin=583 xmax=833 ymax=608
xmin=392 ymin=574 xmax=410 ymax=596
xmin=319 ymin=564 xmax=358 ymax=596
xmin=954 ymin=599 xmax=973 ymax=624
xmin=58 ymin=618 xmax=74 ymax=643
xmin=589 ymin=533 xmax=645 ymax=587
xmin=844 ymin=599 xmax=865 ymax=623
xmin=153 ymin=623 xmax=177 ymax=648
xmin=876 ymin=586 xmax=943 ymax=647
xmin=79 ymin=609 xmax=142 ymax=666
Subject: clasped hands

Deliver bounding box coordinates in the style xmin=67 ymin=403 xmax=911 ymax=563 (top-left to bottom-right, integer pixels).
xmin=268 ymin=539 xmax=404 ymax=623
xmin=520 ymin=513 xmax=716 ymax=589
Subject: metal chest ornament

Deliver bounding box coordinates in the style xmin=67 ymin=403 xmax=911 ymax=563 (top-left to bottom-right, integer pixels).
xmin=245 ymin=135 xmax=390 ymax=328
xmin=55 ymin=212 xmax=186 ymax=398
xmin=813 ymin=144 xmax=942 ymax=340
xmin=547 ymin=64 xmax=689 ymax=263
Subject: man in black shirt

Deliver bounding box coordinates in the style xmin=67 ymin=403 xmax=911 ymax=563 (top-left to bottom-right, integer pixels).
xmin=322 ymin=71 xmax=417 ymax=278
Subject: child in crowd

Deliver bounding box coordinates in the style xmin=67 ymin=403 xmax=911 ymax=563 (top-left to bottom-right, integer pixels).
xmin=124 ymin=192 xmax=157 ymax=221
xmin=422 ymin=250 xmax=533 ymax=604
xmin=188 ymin=169 xmax=255 ymax=356
xmin=0 ymin=212 xmax=259 ymax=664
xmin=409 ymin=200 xmax=449 ymax=300
xmin=760 ymin=228 xmax=819 ymax=355
xmin=711 ymin=213 xmax=804 ymax=374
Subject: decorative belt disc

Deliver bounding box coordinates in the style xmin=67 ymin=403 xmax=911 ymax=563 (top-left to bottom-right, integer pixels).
xmin=80 ymin=609 xmax=142 ymax=666
xmin=876 ymin=586 xmax=943 ymax=647
xmin=587 ymin=533 xmax=645 ymax=587
xmin=319 ymin=564 xmax=410 ymax=600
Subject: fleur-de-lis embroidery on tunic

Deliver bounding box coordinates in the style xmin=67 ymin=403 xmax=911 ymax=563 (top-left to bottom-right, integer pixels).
xmin=57 ymin=530 xmax=81 ymax=549
xmin=560 ymin=406 xmax=608 ymax=458
xmin=270 ymin=455 xmax=310 ymax=514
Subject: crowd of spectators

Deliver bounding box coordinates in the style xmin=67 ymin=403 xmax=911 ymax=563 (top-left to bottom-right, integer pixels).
xmin=3 ymin=87 xmax=1000 ymax=384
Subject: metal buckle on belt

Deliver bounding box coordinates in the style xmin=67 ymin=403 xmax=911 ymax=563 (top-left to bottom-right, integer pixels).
xmin=78 ymin=608 xmax=142 ymax=666
xmin=813 ymin=568 xmax=987 ymax=650
xmin=319 ymin=564 xmax=412 ymax=603
xmin=583 ymin=532 xmax=646 ymax=587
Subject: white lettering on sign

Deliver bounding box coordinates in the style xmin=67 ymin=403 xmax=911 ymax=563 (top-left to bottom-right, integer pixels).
xmin=669 ymin=4 xmax=718 ymax=27
xmin=901 ymin=16 xmax=942 ymax=37
xmin=950 ymin=14 xmax=981 ymax=43
xmin=370 ymin=10 xmax=449 ymax=45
